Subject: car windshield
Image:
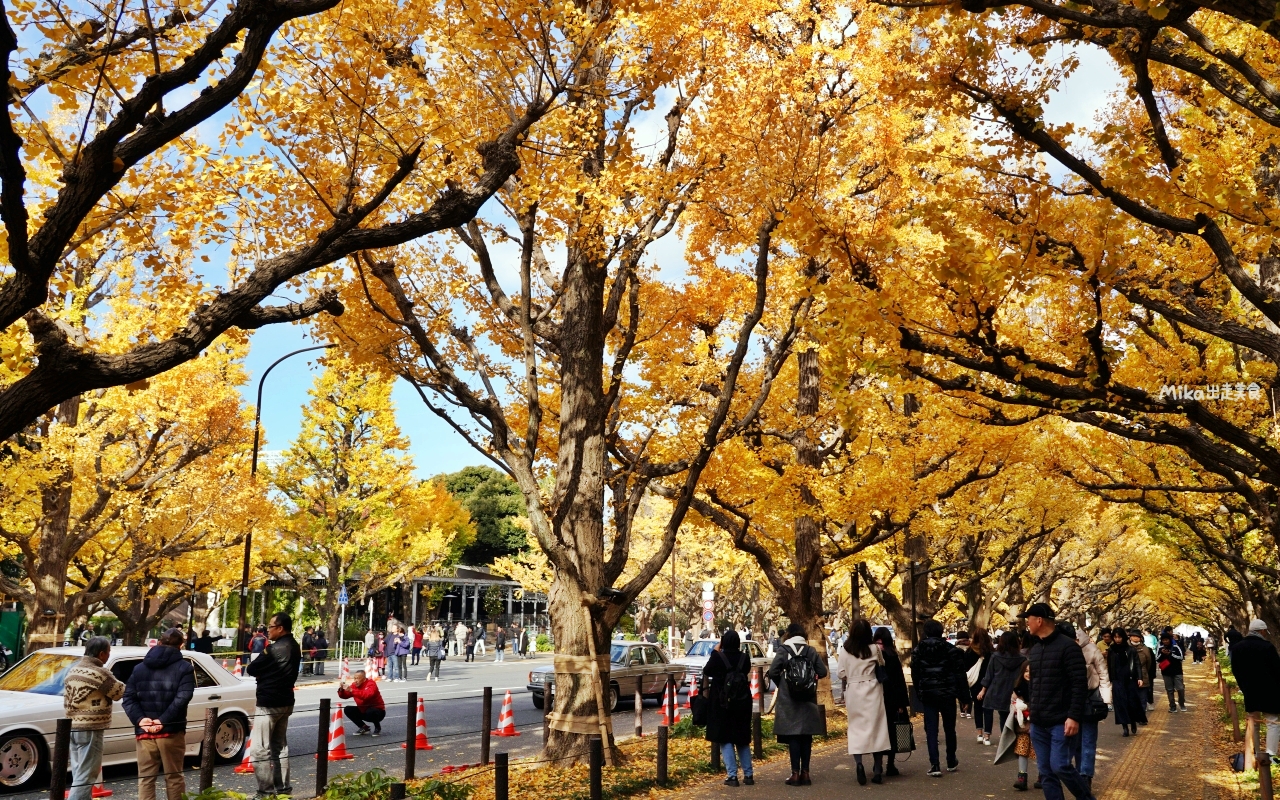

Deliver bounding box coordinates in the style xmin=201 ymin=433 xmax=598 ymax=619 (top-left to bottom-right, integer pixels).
xmin=0 ymin=652 xmax=79 ymax=695
xmin=686 ymin=641 xmax=716 ymax=657
xmin=610 ymin=644 xmax=627 ymax=663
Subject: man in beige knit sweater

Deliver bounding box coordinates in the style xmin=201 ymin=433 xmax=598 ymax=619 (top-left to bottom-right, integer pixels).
xmin=63 ymin=637 xmax=124 ymax=800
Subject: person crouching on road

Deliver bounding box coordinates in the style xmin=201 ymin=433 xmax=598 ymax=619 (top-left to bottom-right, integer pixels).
xmin=338 ymin=670 xmax=386 ymax=735
xmin=122 ymin=629 xmax=195 ymax=800
xmin=1022 ymin=603 xmax=1094 ymax=800
xmin=64 ymin=636 xmax=125 ymax=800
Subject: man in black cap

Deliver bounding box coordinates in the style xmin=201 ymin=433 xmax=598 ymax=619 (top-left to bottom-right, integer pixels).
xmin=1021 ymin=603 xmax=1094 ymax=800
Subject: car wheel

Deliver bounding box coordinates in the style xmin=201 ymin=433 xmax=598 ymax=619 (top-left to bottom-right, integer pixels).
xmin=0 ymin=731 xmax=46 ymax=791
xmin=211 ymin=713 xmax=249 ymax=764
xmin=608 ymin=683 xmax=620 ymax=713
xmin=532 ymin=693 xmax=545 ymax=710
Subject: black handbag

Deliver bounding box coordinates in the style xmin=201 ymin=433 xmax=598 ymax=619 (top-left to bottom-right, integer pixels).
xmin=1084 ymin=688 xmax=1109 ymax=722
xmin=690 ymin=676 xmax=710 ymax=726
xmin=892 ymin=713 xmax=916 ymax=754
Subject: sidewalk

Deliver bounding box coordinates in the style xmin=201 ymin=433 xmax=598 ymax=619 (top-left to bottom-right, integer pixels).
xmin=680 ymin=674 xmax=1226 ymax=799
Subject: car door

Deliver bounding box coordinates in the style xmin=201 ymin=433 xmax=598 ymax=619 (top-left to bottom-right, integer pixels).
xmin=104 ymin=658 xmax=143 ymax=759
xmin=621 ymin=647 xmax=645 ymax=695
xmin=184 ymin=657 xmax=224 ymax=754
xmin=643 ymin=645 xmax=670 ymax=694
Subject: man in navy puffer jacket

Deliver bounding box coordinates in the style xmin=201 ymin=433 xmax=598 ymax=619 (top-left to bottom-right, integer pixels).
xmin=122 ymin=629 xmax=195 ymax=800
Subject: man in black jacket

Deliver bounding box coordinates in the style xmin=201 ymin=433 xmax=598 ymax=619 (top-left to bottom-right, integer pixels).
xmin=245 ymin=613 xmax=302 ymax=799
xmin=911 ymin=619 xmax=969 ymax=777
xmin=1231 ymin=619 xmax=1280 ymax=760
xmin=122 ymin=629 xmax=195 ymax=800
xmin=1022 ymin=603 xmax=1094 ymax=800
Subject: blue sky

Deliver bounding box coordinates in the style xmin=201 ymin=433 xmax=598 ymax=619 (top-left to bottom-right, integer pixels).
xmin=240 ymin=321 xmax=484 ymax=478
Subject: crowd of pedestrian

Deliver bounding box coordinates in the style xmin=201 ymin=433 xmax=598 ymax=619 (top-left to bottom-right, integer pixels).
xmin=696 ymin=605 xmax=1220 ymax=797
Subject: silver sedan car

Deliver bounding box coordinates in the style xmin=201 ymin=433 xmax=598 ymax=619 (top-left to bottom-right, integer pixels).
xmin=526 ymin=641 xmax=686 ymax=711
xmin=0 ymin=647 xmax=257 ymax=791
xmin=669 ymin=638 xmax=773 ymax=691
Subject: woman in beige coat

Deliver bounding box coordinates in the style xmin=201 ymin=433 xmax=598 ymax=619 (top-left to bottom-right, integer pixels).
xmin=1075 ymin=626 xmax=1111 ymax=793
xmin=837 ymin=620 xmax=891 ymax=785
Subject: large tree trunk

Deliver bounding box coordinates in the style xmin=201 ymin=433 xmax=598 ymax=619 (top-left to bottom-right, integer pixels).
xmin=25 ymin=397 xmax=82 ymax=648
xmin=543 ymin=239 xmax=616 ymax=761
xmin=790 ymin=349 xmax=833 ymax=708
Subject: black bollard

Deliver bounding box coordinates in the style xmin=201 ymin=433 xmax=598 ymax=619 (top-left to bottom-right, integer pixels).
xmin=200 ymin=707 xmax=219 ymax=791
xmin=389 ymin=783 xmax=406 ymax=800
xmin=50 ymin=718 xmax=70 ymax=800
xmin=316 ymin=698 xmax=331 ymax=796
xmin=495 ymin=752 xmax=509 ymax=800
xmin=656 ymin=726 xmax=669 ymax=786
xmin=405 ymin=691 xmax=418 ymax=779
xmin=482 ymin=686 xmax=493 ymax=765
xmin=590 ymin=735 xmax=604 ymax=800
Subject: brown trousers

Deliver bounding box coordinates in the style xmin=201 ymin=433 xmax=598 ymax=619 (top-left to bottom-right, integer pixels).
xmin=136 ymin=733 xmax=186 ymax=800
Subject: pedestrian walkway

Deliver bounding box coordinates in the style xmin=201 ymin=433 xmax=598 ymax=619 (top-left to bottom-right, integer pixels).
xmin=681 ymin=677 xmax=1220 ymax=798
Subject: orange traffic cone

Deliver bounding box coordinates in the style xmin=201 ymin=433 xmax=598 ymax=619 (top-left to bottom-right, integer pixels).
xmin=234 ymin=735 xmax=255 ymax=774
xmin=659 ymin=689 xmax=671 ymax=726
xmin=491 ymin=689 xmax=521 ymax=736
xmin=401 ymin=697 xmax=433 ymax=750
xmin=670 ymin=685 xmax=681 ymax=724
xmin=326 ymin=703 xmax=355 ymax=760
xmin=91 ymin=765 xmax=113 ymax=798
xmin=339 ymin=658 xmax=350 ymax=681
xmin=232 ymin=661 xmax=243 ymax=678
xmin=221 ymin=658 xmax=229 ymax=671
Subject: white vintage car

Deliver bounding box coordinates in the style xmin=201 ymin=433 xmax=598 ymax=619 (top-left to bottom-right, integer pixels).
xmin=0 ymin=647 xmax=257 ymax=791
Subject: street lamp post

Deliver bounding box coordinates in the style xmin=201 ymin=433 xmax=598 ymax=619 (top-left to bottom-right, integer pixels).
xmin=238 ymin=343 xmax=337 ymax=651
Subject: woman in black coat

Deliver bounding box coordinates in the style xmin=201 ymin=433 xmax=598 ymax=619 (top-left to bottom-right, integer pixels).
xmin=1107 ymin=626 xmax=1147 ymax=735
xmin=703 ymin=630 xmax=754 ymax=786
xmin=873 ymin=627 xmax=910 ymax=778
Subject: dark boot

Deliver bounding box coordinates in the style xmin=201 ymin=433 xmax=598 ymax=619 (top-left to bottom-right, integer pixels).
xmin=857 ymin=764 xmax=867 ymax=786
xmin=800 ymin=771 xmax=812 ymax=785
xmin=785 ymin=772 xmax=801 ymax=786
xmin=1014 ymin=773 xmax=1028 ymax=791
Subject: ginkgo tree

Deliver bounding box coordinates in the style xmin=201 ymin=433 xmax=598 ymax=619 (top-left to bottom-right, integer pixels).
xmin=0 ymin=0 xmax=595 ymax=440
xmin=0 ymin=322 xmax=266 ymax=645
xmin=264 ymin=355 xmax=472 ymax=645
xmin=811 ymin=0 xmax=1280 ymax=631
xmin=320 ymin=0 xmax=936 ymax=758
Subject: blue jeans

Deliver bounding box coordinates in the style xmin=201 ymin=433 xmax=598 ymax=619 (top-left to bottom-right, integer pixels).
xmin=722 ymin=742 xmax=752 ymax=778
xmin=386 ymin=656 xmax=400 ymax=681
xmin=1071 ymin=719 xmax=1099 ymax=777
xmin=1030 ymin=723 xmax=1093 ymax=799
xmin=68 ymin=730 xmax=104 ymax=800
xmin=922 ymin=698 xmax=957 ymax=767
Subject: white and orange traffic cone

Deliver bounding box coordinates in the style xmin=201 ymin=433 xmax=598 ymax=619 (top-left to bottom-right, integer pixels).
xmin=679 ymin=682 xmax=691 ymax=709
xmin=221 ymin=658 xmax=230 ymax=671
xmin=67 ymin=766 xmax=114 ymax=798
xmin=234 ymin=735 xmax=255 ymax=774
xmin=491 ymin=689 xmax=521 ymax=737
xmin=750 ymin=670 xmax=761 ymax=711
xmin=232 ymin=660 xmax=243 ymax=678
xmin=91 ymin=765 xmax=113 ymax=798
xmin=326 ymin=703 xmax=355 ymax=760
xmin=401 ymin=697 xmax=434 ymax=750
xmin=659 ymin=689 xmax=671 ymax=726
xmin=339 ymin=658 xmax=350 ymax=681
xmin=670 ymin=685 xmax=681 ymax=724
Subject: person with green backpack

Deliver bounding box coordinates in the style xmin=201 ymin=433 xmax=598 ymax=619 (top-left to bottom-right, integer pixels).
xmin=704 ymin=630 xmax=755 ymax=786
xmin=767 ymin=622 xmax=830 ymax=786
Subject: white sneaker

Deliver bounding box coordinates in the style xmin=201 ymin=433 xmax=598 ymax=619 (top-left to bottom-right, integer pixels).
xmin=977 ymin=733 xmax=984 ymax=743
xmin=983 ymin=737 xmax=991 ymax=746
